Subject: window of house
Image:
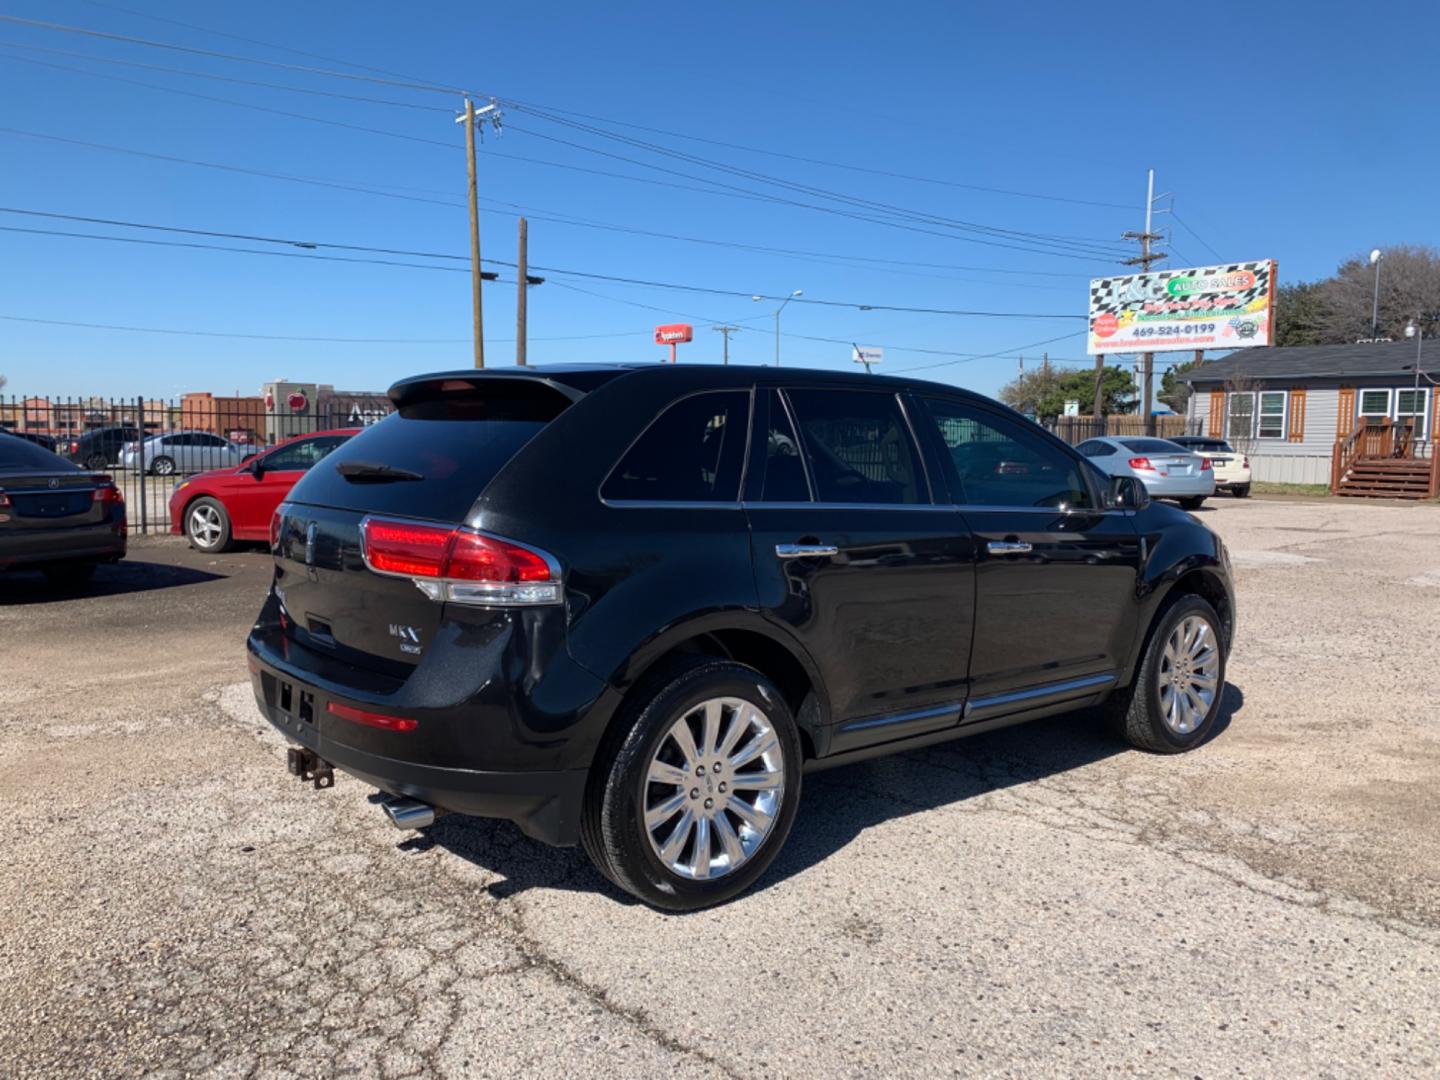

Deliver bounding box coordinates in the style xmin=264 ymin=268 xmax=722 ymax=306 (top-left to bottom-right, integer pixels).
xmin=1358 ymin=389 xmax=1391 ymax=423
xmin=602 ymin=390 xmax=750 ymax=503
xmin=1226 ymin=393 xmax=1255 ymax=440
xmin=784 ymin=388 xmax=927 ymax=505
xmin=1396 ymin=389 xmax=1429 ymax=439
xmin=1257 ymin=391 xmax=1287 ymax=439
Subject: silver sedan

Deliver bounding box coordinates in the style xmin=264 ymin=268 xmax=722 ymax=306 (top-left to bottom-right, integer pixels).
xmin=1076 ymin=436 xmax=1216 ymax=508
xmin=120 ymin=431 xmax=249 ymax=476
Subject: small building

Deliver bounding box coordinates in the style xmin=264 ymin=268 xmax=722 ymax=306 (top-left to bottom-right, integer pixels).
xmin=181 ymin=392 xmax=267 ymax=446
xmin=1179 ymin=341 xmax=1438 ymax=498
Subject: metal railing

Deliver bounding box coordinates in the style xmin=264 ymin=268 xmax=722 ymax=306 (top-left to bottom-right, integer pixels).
xmin=1 ymin=394 xmax=390 ymax=532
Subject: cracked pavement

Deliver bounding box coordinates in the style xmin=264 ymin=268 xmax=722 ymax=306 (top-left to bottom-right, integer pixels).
xmin=2 ymin=498 xmax=1438 ymax=1078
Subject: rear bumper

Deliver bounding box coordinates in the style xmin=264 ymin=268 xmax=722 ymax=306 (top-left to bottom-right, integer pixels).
xmin=252 ymin=682 xmax=586 ymax=845
xmin=1140 ymin=475 xmax=1216 ymax=497
xmin=0 ymin=521 xmax=126 ymax=567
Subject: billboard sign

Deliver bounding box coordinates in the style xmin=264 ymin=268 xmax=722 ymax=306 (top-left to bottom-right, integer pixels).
xmin=653 ymin=324 xmax=693 ymax=345
xmin=1087 ymin=260 xmax=1276 ymax=354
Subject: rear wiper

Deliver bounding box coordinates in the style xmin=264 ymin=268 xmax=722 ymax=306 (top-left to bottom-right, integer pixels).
xmin=335 ymin=461 xmax=423 ymax=483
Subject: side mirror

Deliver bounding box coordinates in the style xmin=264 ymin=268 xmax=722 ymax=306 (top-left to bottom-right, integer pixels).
xmin=245 ymin=455 xmax=265 ymax=477
xmin=1109 ymin=474 xmax=1150 ymax=510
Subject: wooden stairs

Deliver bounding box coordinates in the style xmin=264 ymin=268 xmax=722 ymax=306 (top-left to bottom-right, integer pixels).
xmin=1335 ymin=457 xmax=1435 ymax=499
xmin=1331 ymin=420 xmax=1439 ymax=500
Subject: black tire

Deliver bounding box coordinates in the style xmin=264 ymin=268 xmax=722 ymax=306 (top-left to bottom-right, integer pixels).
xmin=1104 ymin=594 xmax=1227 ymax=754
xmin=184 ymin=496 xmax=233 ymax=553
xmin=84 ymin=452 xmax=108 ymax=470
xmin=151 ymin=455 xmax=176 ymax=477
xmin=581 ymin=659 xmax=804 ymax=911
xmin=42 ymin=561 xmax=98 ymax=588
xmin=1178 ymin=496 xmax=1206 ymax=510
xmin=1231 ymin=484 xmax=1251 ymax=498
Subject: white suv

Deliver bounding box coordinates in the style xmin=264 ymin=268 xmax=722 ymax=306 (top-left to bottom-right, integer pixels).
xmin=1170 ymin=437 xmax=1251 ymax=497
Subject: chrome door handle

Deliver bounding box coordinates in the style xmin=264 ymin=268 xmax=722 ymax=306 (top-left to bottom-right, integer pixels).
xmin=776 ymin=543 xmax=839 ymax=559
xmin=987 ymin=540 xmax=1032 ymax=555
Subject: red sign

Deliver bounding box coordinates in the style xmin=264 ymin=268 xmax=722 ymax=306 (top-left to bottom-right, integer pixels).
xmin=654 ymin=324 xmax=693 ymax=345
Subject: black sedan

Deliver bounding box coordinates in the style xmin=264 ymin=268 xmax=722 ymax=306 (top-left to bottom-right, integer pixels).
xmin=0 ymin=431 xmax=127 ymax=585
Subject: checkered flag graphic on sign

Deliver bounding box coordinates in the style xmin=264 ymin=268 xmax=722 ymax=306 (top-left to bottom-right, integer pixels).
xmin=1089 ymin=262 xmax=1272 ymax=318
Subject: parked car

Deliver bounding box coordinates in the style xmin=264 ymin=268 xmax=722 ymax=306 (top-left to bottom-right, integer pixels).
xmin=0 ymin=431 xmax=126 ymax=585
xmin=1 ymin=429 xmax=58 ymax=452
xmin=1075 ymin=436 xmax=1216 ymax=509
xmin=169 ymin=428 xmax=359 ymax=552
xmin=61 ymin=425 xmax=143 ymax=470
xmin=120 ymin=431 xmax=248 ymax=476
xmin=249 ymin=365 xmax=1235 ymax=910
xmin=1168 ymin=436 xmax=1251 ymax=497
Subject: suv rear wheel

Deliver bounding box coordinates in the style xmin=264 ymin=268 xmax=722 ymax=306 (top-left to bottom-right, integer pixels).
xmin=582 ymin=660 xmax=803 ymax=910
xmin=1106 ymin=594 xmax=1226 ymax=753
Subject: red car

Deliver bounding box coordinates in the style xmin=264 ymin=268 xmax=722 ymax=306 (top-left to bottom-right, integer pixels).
xmin=170 ymin=429 xmax=359 ymax=552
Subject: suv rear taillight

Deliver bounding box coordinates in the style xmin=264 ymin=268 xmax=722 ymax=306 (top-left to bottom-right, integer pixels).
xmin=0 ymin=490 xmax=10 ymax=508
xmin=1242 ymin=456 xmax=1250 ymax=469
xmin=69 ymin=441 xmax=79 ymax=454
xmin=359 ymin=517 xmax=560 ymax=607
xmin=269 ymin=508 xmax=283 ymax=551
xmin=1128 ymin=456 xmax=1155 ymax=472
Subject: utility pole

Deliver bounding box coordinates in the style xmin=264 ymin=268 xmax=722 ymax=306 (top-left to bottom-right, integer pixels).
xmin=712 ymin=324 xmax=740 ymax=365
xmin=456 ymin=98 xmax=502 ymax=368
xmin=1121 ymin=168 xmax=1166 ymax=435
xmin=516 ymin=217 xmax=528 ymax=366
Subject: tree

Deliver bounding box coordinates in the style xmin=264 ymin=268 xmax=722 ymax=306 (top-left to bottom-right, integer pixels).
xmin=1272 ymin=280 xmax=1330 ymax=346
xmin=998 ymin=362 xmax=1134 ymax=418
xmin=1159 ymin=357 xmax=1201 ymax=413
xmin=1315 ymin=245 xmax=1440 ymax=343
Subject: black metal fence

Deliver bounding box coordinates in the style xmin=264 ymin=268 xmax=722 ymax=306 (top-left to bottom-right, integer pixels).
xmin=1 ymin=394 xmax=390 ymax=533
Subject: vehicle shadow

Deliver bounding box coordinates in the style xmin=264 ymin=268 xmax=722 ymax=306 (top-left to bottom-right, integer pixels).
xmin=0 ymin=559 xmax=226 ymax=605
xmin=410 ymin=683 xmax=1244 ymax=906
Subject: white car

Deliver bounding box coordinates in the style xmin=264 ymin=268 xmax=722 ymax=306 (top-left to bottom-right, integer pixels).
xmin=1170 ymin=437 xmax=1251 ymax=497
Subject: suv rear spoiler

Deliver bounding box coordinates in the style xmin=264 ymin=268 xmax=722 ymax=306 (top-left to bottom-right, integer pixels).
xmin=388 ymin=367 xmax=642 ymax=410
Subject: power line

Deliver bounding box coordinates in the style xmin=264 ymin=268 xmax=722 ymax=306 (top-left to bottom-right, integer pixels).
xmin=0 ymin=14 xmax=466 ymax=95
xmin=1171 ymin=211 xmax=1226 ymax=263
xmin=0 ymin=313 xmax=643 ymax=344
xmin=0 ymin=40 xmax=450 ymax=111
xmin=497 ymin=97 xmax=1135 ymax=211
xmin=506 ymin=105 xmax=1134 ymax=254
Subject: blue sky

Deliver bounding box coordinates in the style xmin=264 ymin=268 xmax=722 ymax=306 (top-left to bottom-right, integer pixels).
xmin=1 ymin=0 xmax=1434 ymax=399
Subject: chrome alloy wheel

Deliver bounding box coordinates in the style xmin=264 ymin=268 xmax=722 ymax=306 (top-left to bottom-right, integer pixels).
xmin=188 ymin=503 xmax=223 ymax=548
xmin=1158 ymin=614 xmax=1220 ymax=735
xmin=643 ymin=696 xmax=786 ymax=881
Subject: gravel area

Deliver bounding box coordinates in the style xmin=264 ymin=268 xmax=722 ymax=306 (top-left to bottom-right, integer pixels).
xmin=2 ymin=500 xmax=1438 ymax=1078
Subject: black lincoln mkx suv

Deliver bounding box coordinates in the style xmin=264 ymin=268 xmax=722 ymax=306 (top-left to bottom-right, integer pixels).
xmin=248 ymin=364 xmax=1234 ymax=910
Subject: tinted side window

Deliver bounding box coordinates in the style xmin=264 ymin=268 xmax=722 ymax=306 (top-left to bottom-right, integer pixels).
xmin=1076 ymin=440 xmax=1113 ymax=458
xmin=603 ymin=390 xmax=750 ymax=503
xmin=785 ymin=388 xmax=926 ymax=505
xmin=921 ymin=398 xmax=1091 ymax=509
xmin=0 ymin=434 xmax=78 ymax=470
xmin=758 ymin=390 xmax=810 ymax=501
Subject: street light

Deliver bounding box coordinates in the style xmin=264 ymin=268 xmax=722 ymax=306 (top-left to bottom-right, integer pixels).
xmin=1369 ymin=248 xmax=1383 ymax=339
xmin=1404 ymin=319 xmax=1429 ymax=443
xmin=753 ymin=289 xmax=803 ymax=366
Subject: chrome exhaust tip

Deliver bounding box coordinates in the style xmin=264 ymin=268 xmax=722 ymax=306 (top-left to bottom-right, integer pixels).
xmin=382 ymin=797 xmax=436 ymax=831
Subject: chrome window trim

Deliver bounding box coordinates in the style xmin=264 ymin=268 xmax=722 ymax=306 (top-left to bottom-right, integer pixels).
xmin=600 ymin=499 xmax=745 ymax=510
xmin=739 ymin=500 xmax=1128 ymax=515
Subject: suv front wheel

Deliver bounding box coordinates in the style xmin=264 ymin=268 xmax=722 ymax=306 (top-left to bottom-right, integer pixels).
xmin=1105 ymin=594 xmax=1227 ymax=753
xmin=582 ymin=660 xmax=803 ymax=910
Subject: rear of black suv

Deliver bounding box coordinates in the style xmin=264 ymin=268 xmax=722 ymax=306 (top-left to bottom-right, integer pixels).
xmin=248 ymin=369 xmax=631 ymax=846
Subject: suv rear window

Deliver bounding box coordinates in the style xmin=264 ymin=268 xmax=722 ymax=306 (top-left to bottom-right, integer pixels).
xmin=603 ymin=390 xmax=749 ymax=504
xmin=288 ymin=381 xmax=572 ymax=522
